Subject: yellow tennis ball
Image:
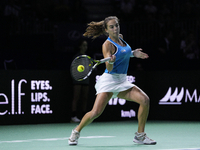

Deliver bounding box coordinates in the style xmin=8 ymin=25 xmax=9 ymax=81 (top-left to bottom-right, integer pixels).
xmin=77 ymin=65 xmax=85 ymax=72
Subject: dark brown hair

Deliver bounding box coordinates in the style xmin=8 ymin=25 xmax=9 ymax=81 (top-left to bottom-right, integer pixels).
xmin=83 ymin=16 xmax=119 ymax=39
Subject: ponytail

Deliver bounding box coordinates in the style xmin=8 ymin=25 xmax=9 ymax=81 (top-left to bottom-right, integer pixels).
xmin=83 ymin=20 xmax=105 ymax=39
xmin=83 ymin=16 xmax=119 ymax=39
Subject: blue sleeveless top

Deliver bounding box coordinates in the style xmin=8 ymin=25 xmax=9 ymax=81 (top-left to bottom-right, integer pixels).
xmin=104 ymin=37 xmax=132 ymax=74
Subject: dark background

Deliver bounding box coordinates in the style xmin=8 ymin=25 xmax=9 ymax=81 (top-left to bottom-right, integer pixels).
xmin=0 ymin=0 xmax=200 ymax=125
xmin=0 ymin=0 xmax=199 ymax=71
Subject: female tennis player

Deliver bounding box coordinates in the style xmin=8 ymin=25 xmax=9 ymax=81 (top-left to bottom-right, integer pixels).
xmin=68 ymin=16 xmax=156 ymax=145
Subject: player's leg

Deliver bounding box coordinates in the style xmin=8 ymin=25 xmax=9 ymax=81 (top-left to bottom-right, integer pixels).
xmin=118 ymin=86 xmax=149 ymax=132
xmin=68 ymin=92 xmax=113 ymax=145
xmin=117 ymin=86 xmax=156 ymax=145
xmin=76 ymin=92 xmax=112 ymax=132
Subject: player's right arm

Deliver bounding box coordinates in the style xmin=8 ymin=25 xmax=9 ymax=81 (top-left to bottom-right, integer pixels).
xmin=102 ymin=41 xmax=116 ymax=72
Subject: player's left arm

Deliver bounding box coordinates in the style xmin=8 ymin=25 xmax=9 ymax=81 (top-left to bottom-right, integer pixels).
xmin=131 ymin=48 xmax=149 ymax=59
xmin=120 ymin=34 xmax=148 ymax=59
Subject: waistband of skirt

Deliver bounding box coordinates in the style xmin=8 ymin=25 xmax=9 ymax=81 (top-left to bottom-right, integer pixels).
xmin=102 ymin=73 xmax=127 ymax=82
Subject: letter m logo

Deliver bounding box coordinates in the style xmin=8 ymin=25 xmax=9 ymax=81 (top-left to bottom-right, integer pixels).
xmin=159 ymin=87 xmax=184 ymax=105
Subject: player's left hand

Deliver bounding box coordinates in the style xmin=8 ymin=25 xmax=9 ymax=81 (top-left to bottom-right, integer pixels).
xmin=134 ymin=48 xmax=149 ymax=59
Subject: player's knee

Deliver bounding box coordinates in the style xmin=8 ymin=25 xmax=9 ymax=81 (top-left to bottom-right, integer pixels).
xmin=141 ymin=95 xmax=150 ymax=106
xmin=90 ymin=109 xmax=102 ymax=120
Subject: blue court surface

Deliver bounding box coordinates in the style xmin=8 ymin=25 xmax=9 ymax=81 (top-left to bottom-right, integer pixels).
xmin=0 ymin=121 xmax=200 ymax=150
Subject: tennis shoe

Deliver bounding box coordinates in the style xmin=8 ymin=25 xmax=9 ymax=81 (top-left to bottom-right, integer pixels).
xmin=68 ymin=129 xmax=80 ymax=145
xmin=71 ymin=116 xmax=80 ymax=123
xmin=133 ymin=132 xmax=156 ymax=145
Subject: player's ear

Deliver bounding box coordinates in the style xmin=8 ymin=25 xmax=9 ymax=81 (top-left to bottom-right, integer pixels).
xmin=105 ymin=28 xmax=108 ymax=34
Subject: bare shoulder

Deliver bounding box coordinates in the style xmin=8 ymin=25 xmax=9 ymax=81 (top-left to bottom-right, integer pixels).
xmin=102 ymin=40 xmax=114 ymax=50
xmin=102 ymin=40 xmax=115 ymax=56
xmin=119 ymin=34 xmax=123 ymax=39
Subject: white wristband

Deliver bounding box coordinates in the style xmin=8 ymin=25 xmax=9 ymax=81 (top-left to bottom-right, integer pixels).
xmin=131 ymin=50 xmax=135 ymax=57
xmin=108 ymin=61 xmax=114 ymax=64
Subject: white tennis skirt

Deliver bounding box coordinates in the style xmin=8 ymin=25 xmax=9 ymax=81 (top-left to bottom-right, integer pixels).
xmin=95 ymin=73 xmax=135 ymax=98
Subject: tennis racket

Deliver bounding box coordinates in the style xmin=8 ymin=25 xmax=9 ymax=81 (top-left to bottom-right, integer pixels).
xmin=70 ymin=55 xmax=111 ymax=81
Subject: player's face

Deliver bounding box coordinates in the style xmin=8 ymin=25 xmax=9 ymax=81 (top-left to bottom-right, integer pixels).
xmin=106 ymin=19 xmax=120 ymax=37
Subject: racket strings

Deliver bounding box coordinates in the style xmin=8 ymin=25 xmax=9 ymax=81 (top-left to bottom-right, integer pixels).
xmin=71 ymin=57 xmax=93 ymax=81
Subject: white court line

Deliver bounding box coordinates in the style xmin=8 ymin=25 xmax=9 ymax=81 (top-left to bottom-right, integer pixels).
xmin=0 ymin=136 xmax=115 ymax=144
xmin=162 ymin=148 xmax=200 ymax=150
xmin=81 ymin=136 xmax=115 ymax=139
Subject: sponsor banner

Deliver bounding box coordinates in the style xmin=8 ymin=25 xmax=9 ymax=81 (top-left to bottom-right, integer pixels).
xmin=0 ymin=70 xmax=199 ymax=124
xmin=159 ymin=87 xmax=200 ymax=105
xmin=0 ymin=70 xmax=72 ymax=125
xmin=146 ymin=70 xmax=200 ymax=121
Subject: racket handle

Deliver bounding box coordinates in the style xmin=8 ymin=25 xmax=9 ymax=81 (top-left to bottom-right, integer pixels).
xmin=100 ymin=57 xmax=111 ymax=63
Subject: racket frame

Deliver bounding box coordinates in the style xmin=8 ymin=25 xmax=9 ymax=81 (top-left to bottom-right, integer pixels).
xmin=71 ymin=55 xmax=111 ymax=81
